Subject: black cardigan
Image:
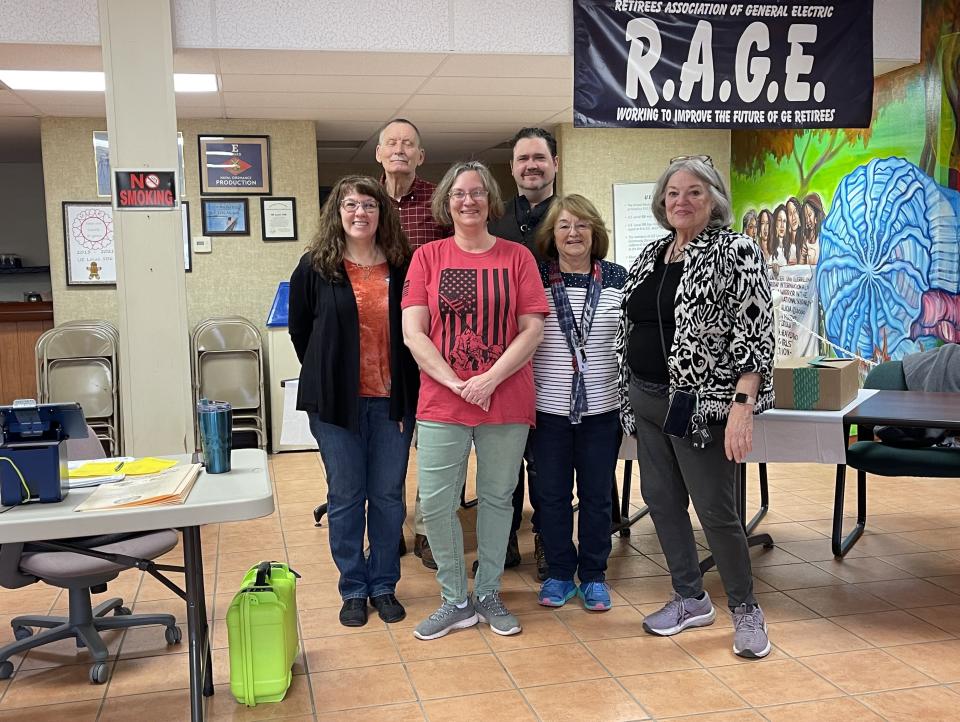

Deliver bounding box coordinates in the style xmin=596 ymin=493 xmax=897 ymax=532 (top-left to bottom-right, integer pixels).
xmin=288 ymin=252 xmax=419 ymax=433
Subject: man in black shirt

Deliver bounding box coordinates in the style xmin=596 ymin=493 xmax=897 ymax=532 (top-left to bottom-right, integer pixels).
xmin=487 ymin=127 xmax=559 ymax=577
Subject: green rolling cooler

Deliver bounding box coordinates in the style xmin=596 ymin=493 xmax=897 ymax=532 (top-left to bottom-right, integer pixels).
xmin=227 ymin=562 xmax=301 ymax=706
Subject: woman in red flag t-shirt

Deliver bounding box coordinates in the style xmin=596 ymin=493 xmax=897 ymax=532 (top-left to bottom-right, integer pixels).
xmin=402 ymin=160 xmax=549 ymax=641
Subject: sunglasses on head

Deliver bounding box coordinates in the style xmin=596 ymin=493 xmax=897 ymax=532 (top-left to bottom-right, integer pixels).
xmin=670 ymin=154 xmax=713 ymax=167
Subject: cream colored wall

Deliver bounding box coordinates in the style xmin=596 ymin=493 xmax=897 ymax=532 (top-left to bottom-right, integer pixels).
xmin=41 ymin=117 xmax=320 ymax=333
xmin=555 ymin=123 xmax=731 ymax=261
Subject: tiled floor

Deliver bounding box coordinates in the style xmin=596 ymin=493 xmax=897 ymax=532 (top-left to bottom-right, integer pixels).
xmin=2 ymin=453 xmax=960 ymax=720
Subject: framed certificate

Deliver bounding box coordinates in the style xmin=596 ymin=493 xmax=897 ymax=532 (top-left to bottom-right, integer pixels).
xmin=63 ymin=202 xmax=115 ymax=286
xmin=182 ymin=201 xmax=192 ymax=272
xmin=260 ymin=197 xmax=297 ymax=241
xmin=201 ymin=198 xmax=250 ymax=236
xmin=198 ymin=135 xmax=271 ymax=195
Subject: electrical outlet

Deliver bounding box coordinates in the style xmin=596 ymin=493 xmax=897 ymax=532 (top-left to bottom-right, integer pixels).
xmin=193 ymin=236 xmax=212 ymax=253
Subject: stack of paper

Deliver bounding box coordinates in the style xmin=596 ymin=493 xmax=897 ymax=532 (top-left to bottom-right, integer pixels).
xmin=67 ymin=457 xmax=133 ymax=489
xmin=74 ymin=463 xmax=203 ymax=512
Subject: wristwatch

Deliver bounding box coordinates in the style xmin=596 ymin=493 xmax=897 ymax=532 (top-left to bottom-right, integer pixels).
xmin=733 ymin=392 xmax=756 ymax=406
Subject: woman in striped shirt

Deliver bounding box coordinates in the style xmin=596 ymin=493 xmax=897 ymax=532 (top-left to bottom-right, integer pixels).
xmin=529 ymin=194 xmax=627 ymax=611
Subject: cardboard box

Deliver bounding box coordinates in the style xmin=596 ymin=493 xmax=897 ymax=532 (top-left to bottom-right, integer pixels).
xmin=773 ymin=356 xmax=859 ymax=411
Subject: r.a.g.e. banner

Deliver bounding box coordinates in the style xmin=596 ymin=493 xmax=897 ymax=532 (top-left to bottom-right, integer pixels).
xmin=573 ymin=0 xmax=874 ymax=129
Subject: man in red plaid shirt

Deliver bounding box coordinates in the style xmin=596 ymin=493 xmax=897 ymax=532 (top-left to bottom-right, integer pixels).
xmin=377 ymin=118 xmax=448 ymax=570
xmin=377 ymin=118 xmax=448 ymax=251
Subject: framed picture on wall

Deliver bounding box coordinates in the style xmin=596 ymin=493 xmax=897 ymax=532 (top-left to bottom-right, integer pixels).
xmin=182 ymin=201 xmax=192 ymax=272
xmin=198 ymin=135 xmax=271 ymax=195
xmin=94 ymin=131 xmax=186 ymax=198
xmin=260 ymin=197 xmax=297 ymax=241
xmin=62 ymin=202 xmax=116 ymax=286
xmin=201 ymin=198 xmax=250 ymax=236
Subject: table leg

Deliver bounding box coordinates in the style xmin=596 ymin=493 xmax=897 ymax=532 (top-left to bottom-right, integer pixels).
xmin=699 ymin=463 xmax=774 ymax=575
xmin=182 ymin=525 xmax=213 ymax=721
xmin=610 ymin=460 xmax=649 ymax=537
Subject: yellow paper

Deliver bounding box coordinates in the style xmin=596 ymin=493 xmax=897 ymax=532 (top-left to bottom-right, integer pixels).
xmin=69 ymin=457 xmax=178 ymax=478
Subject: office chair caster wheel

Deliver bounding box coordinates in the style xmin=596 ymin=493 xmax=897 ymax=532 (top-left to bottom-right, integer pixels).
xmin=165 ymin=626 xmax=182 ymax=645
xmin=89 ymin=662 xmax=108 ymax=684
xmin=114 ymin=606 xmax=132 ymax=616
xmin=0 ymin=661 xmax=12 ymax=680
xmin=12 ymin=626 xmax=32 ymax=641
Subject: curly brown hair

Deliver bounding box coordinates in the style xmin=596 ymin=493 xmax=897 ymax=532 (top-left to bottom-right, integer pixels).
xmin=307 ymin=175 xmax=410 ymax=282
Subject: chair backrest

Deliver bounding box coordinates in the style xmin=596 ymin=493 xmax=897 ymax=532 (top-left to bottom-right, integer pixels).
xmin=66 ymin=423 xmax=108 ymax=461
xmin=864 ymin=360 xmax=907 ymax=391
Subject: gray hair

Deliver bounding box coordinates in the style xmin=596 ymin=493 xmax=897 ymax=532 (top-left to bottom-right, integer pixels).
xmin=431 ymin=160 xmax=505 ymax=227
xmin=378 ymin=118 xmax=422 ymax=146
xmin=651 ymin=158 xmax=733 ymax=231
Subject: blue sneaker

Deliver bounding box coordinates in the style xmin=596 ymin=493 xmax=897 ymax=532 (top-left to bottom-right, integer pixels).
xmin=578 ymin=581 xmax=612 ymax=611
xmin=538 ymin=578 xmax=577 ymax=607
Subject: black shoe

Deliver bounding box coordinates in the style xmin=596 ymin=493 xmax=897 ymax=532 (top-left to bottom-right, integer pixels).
xmin=533 ymin=532 xmax=548 ymax=582
xmin=419 ymin=535 xmax=438 ymax=570
xmin=339 ymin=598 xmax=368 ymax=627
xmin=399 ymin=535 xmax=408 ymax=557
xmin=504 ymin=532 xmax=521 ymax=568
xmin=370 ymin=593 xmax=406 ymax=623
xmin=414 ymin=533 xmax=427 ymax=559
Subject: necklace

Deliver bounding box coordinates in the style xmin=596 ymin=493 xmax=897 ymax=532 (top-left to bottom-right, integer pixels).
xmin=667 ymin=240 xmax=687 ymax=263
xmin=344 ymin=251 xmax=384 ymax=280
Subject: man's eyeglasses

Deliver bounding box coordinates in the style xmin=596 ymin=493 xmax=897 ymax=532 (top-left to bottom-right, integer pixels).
xmin=670 ymin=154 xmax=713 ymax=167
xmin=340 ymin=200 xmax=379 ymax=213
xmin=448 ymin=189 xmax=489 ymax=202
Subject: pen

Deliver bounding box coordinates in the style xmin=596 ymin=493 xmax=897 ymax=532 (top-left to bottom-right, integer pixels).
xmin=114 ymin=462 xmax=125 ymax=472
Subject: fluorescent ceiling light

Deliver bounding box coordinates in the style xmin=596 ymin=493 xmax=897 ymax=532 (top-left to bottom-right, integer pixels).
xmin=0 ymin=70 xmax=105 ymax=91
xmin=173 ymin=74 xmax=218 ymax=92
xmin=0 ymin=70 xmax=218 ymax=93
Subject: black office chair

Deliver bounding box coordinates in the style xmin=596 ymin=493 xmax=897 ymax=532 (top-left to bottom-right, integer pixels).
xmin=0 ymin=425 xmax=182 ymax=684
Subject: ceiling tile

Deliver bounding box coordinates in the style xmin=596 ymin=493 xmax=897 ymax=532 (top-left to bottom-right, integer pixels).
xmin=173 ymin=48 xmax=218 ymax=74
xmin=392 ymin=108 xmax=554 ymax=124
xmin=216 ymin=49 xmax=445 ymax=76
xmin=224 ymin=91 xmax=408 ymax=110
xmin=419 ymin=76 xmax=570 ymax=96
xmin=404 ymin=94 xmax=569 ymax=111
xmin=0 ymin=43 xmax=102 ymax=71
xmin=220 ymin=74 xmax=425 ymax=95
xmin=435 ymin=54 xmax=572 ymax=79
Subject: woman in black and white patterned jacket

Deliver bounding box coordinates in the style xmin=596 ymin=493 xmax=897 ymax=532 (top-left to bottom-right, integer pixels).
xmin=614 ymin=155 xmax=775 ymax=660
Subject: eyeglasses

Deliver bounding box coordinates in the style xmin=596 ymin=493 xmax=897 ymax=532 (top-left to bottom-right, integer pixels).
xmin=340 ymin=200 xmax=379 ymax=213
xmin=556 ymin=221 xmax=592 ymax=233
xmin=670 ymin=154 xmax=714 ymax=167
xmin=448 ymin=189 xmax=489 ymax=202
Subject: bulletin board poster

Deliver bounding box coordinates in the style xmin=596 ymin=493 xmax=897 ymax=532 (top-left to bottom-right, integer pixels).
xmin=771 ymin=264 xmax=820 ymax=358
xmin=62 ymin=202 xmax=116 ymax=286
xmin=613 ymin=182 xmax=664 ymax=268
xmin=573 ymin=0 xmax=874 ymax=129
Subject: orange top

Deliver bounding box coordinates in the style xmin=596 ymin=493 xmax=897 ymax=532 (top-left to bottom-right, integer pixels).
xmin=344 ymin=260 xmax=391 ymax=398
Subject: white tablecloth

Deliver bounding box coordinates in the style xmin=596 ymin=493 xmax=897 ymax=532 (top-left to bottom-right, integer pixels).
xmin=618 ymin=389 xmax=878 ymax=465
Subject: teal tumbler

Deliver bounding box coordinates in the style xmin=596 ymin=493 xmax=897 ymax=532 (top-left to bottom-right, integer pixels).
xmin=197 ymin=399 xmax=233 ymax=473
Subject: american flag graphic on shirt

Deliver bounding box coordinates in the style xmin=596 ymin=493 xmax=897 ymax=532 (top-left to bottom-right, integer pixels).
xmin=438 ymin=267 xmax=510 ymax=372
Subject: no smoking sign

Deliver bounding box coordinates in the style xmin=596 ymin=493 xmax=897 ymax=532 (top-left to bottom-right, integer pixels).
xmin=113 ymin=169 xmax=178 ymax=210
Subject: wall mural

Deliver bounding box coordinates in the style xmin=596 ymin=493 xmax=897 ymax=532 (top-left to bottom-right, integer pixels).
xmin=731 ymin=0 xmax=960 ymax=364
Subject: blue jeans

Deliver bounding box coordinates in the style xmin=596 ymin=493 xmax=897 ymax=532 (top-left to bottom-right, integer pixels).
xmin=530 ymin=410 xmax=620 ymax=583
xmin=308 ymin=399 xmax=413 ymax=601
xmin=416 ymin=421 xmax=528 ymax=603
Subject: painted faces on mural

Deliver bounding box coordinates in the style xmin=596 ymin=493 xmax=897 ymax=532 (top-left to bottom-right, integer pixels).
xmin=510 ymin=137 xmax=558 ymax=195
xmin=775 ymin=209 xmax=787 ymax=240
xmin=759 ymin=212 xmax=770 ymax=243
xmin=665 ymin=170 xmax=713 ymax=235
xmin=804 ymin=203 xmax=819 ymax=241
xmin=745 ymin=215 xmax=757 ymax=239
xmin=787 ymin=199 xmax=801 ymax=234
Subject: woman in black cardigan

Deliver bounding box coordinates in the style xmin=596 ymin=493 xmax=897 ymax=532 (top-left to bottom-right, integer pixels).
xmin=289 ymin=175 xmax=419 ymax=628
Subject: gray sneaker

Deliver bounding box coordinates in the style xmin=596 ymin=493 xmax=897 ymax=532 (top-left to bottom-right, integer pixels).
xmin=643 ymin=591 xmax=716 ymax=636
xmin=474 ymin=591 xmax=521 ymax=636
xmin=732 ymin=603 xmax=771 ymax=659
xmin=413 ymin=599 xmax=479 ymax=641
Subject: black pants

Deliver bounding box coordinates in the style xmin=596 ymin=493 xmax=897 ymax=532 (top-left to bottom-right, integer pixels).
xmin=510 ymin=434 xmax=538 ymax=535
xmin=530 ymin=410 xmax=619 ymax=582
xmin=628 ymin=382 xmax=755 ymax=607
